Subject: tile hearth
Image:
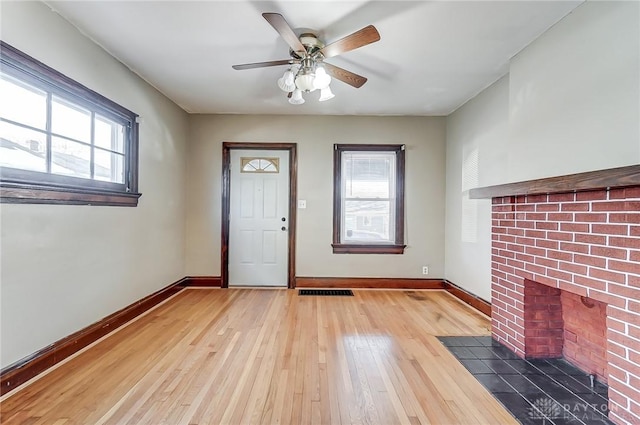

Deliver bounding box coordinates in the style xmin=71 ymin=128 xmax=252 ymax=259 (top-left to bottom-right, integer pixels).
xmin=439 ymin=336 xmax=612 ymax=425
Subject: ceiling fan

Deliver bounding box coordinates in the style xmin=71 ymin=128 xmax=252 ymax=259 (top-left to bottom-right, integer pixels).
xmin=232 ymin=13 xmax=380 ymax=104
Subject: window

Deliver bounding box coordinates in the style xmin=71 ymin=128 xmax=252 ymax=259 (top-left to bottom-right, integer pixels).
xmin=241 ymin=157 xmax=279 ymax=173
xmin=0 ymin=41 xmax=140 ymax=206
xmin=332 ymin=144 xmax=405 ymax=254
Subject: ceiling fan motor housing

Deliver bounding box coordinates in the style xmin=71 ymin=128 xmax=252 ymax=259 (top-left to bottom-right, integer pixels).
xmin=290 ymin=33 xmax=324 ymax=60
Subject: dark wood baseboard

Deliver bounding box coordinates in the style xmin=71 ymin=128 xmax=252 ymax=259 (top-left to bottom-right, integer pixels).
xmin=181 ymin=276 xmax=222 ymax=287
xmin=295 ymin=277 xmax=446 ymax=289
xmin=444 ymin=280 xmax=492 ymax=317
xmin=0 ymin=277 xmax=187 ymax=396
xmin=295 ymin=277 xmax=491 ymax=317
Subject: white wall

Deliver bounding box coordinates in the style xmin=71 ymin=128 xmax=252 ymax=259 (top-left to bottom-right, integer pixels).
xmin=445 ymin=76 xmax=509 ymax=301
xmin=186 ymin=115 xmax=446 ymax=279
xmin=508 ymin=0 xmax=640 ymax=182
xmin=444 ymin=1 xmax=640 ymax=299
xmin=0 ymin=2 xmax=189 ymax=368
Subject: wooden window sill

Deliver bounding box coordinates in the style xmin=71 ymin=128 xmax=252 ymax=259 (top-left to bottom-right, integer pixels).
xmin=1 ymin=183 xmax=141 ymax=207
xmin=331 ymin=244 xmax=406 ymax=254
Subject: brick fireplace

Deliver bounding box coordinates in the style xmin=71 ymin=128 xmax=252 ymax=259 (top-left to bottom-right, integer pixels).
xmin=488 ymin=185 xmax=640 ymax=425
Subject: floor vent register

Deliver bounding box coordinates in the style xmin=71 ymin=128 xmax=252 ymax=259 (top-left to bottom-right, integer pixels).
xmin=298 ymin=289 xmax=354 ymax=296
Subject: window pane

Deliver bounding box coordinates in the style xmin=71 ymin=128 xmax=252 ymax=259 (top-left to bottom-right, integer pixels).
xmin=95 ymin=115 xmax=125 ymax=153
xmin=344 ymin=153 xmax=394 ymax=198
xmin=0 ymin=74 xmax=47 ymax=130
xmin=51 ymin=137 xmax=90 ymax=178
xmin=51 ymin=96 xmax=91 ymax=143
xmin=241 ymin=157 xmax=279 ymax=173
xmin=0 ymin=121 xmax=47 ymax=172
xmin=94 ymin=149 xmax=124 ymax=183
xmin=344 ymin=200 xmax=392 ymax=242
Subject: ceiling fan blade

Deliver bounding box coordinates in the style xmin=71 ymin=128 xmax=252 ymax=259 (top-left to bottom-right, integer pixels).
xmin=262 ymin=13 xmax=306 ymax=55
xmin=320 ymin=25 xmax=380 ymax=59
xmin=232 ymin=60 xmax=294 ymax=70
xmin=323 ymin=62 xmax=367 ymax=88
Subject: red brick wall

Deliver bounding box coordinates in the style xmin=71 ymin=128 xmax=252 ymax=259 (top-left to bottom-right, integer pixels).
xmin=561 ymin=291 xmax=608 ymax=383
xmin=490 ymin=186 xmax=640 ymax=425
xmin=523 ymin=279 xmax=563 ymax=358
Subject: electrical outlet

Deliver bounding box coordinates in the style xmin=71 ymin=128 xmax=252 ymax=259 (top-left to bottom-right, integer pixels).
xmin=422 ymin=266 xmax=429 ymax=275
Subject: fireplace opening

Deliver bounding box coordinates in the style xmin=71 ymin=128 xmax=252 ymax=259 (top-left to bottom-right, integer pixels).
xmin=523 ymin=279 xmax=608 ymax=384
xmin=561 ymin=290 xmax=608 ymax=384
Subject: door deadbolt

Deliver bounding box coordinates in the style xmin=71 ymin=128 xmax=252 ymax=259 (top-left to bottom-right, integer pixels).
xmin=281 ymin=217 xmax=286 ymax=222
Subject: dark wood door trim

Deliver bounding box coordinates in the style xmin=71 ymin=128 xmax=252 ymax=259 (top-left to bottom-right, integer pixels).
xmin=221 ymin=142 xmax=298 ymax=289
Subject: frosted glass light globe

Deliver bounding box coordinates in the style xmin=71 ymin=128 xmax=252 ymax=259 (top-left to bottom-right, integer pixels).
xmin=277 ymin=69 xmax=296 ymax=92
xmin=318 ymin=86 xmax=335 ymax=101
xmin=289 ymin=89 xmax=305 ymax=105
xmin=313 ymin=67 xmax=331 ymax=90
xmin=295 ymin=73 xmax=316 ymax=92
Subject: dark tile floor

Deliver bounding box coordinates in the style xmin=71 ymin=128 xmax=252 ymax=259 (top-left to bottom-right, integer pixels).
xmin=439 ymin=336 xmax=613 ymax=425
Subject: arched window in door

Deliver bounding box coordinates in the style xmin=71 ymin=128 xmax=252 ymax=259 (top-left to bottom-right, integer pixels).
xmin=241 ymin=157 xmax=279 ymax=173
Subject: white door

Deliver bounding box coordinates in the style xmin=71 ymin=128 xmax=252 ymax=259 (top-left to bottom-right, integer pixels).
xmin=229 ymin=149 xmax=289 ymax=287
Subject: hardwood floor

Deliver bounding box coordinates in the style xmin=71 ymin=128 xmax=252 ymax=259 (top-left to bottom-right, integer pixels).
xmin=1 ymin=289 xmax=517 ymax=425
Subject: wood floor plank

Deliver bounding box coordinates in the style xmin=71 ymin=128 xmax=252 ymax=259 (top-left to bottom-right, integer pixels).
xmin=1 ymin=289 xmax=517 ymax=425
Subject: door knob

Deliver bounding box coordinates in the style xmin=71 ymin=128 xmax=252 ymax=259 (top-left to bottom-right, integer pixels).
xmin=281 ymin=226 xmax=287 ymax=231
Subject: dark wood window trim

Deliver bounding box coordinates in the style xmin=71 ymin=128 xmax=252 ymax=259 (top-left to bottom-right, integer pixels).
xmin=0 ymin=41 xmax=141 ymax=207
xmin=332 ymin=144 xmax=406 ymax=254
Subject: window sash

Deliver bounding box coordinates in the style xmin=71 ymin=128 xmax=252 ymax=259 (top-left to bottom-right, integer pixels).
xmin=340 ymin=151 xmax=397 ymax=244
xmin=1 ymin=79 xmax=130 ymax=185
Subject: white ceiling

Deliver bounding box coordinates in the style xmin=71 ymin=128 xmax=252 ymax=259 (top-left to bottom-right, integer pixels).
xmin=46 ymin=1 xmax=583 ymax=116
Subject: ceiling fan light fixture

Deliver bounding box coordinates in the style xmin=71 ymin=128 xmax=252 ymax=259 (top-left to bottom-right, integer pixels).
xmin=233 ymin=13 xmax=380 ymax=105
xmin=318 ymin=86 xmax=335 ymax=102
xmin=289 ymin=88 xmax=305 ymax=105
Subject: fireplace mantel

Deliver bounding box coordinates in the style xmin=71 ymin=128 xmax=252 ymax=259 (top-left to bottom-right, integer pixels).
xmin=469 ymin=164 xmax=640 ymax=199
